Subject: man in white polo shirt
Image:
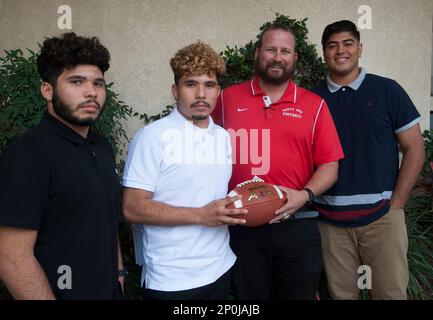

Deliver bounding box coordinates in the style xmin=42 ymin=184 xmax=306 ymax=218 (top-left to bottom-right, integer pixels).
xmin=121 ymin=42 xmax=247 ymax=300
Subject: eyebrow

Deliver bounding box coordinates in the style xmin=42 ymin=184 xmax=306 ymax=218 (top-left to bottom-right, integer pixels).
xmin=204 ymin=80 xmax=218 ymax=85
xmin=183 ymin=79 xmax=218 ymax=85
xmin=264 ymin=45 xmax=292 ymax=50
xmin=326 ymin=38 xmax=356 ymax=46
xmin=66 ymin=75 xmax=105 ymax=83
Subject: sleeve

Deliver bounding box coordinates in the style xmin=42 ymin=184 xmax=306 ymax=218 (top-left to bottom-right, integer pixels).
xmin=121 ymin=127 xmax=163 ymax=192
xmin=387 ymin=80 xmax=421 ymax=134
xmin=0 ymin=143 xmax=50 ymax=230
xmin=312 ymin=99 xmax=345 ymax=166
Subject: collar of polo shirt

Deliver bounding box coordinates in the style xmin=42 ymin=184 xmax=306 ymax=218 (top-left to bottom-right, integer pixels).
xmin=250 ymin=75 xmax=297 ymax=104
xmin=326 ymin=67 xmax=367 ymax=93
xmin=43 ymin=112 xmax=98 ymax=146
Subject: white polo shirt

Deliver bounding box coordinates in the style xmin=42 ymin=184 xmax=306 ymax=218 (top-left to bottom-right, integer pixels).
xmin=122 ymin=106 xmax=236 ymax=291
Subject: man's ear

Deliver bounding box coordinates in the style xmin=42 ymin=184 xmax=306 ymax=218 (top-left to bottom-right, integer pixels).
xmin=40 ymin=82 xmax=53 ymax=101
xmin=254 ymin=47 xmax=259 ymax=62
xmin=171 ymin=84 xmax=178 ymax=101
xmin=359 ymin=42 xmax=363 ymax=58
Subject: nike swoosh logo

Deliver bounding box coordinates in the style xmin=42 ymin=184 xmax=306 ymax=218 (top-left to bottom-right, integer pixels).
xmin=237 ymin=108 xmax=249 ymax=112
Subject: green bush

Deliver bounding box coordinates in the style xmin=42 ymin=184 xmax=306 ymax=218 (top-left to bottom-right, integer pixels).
xmin=0 ymin=49 xmax=45 ymax=151
xmin=404 ymin=130 xmax=433 ymax=299
xmin=422 ymin=130 xmax=433 ymax=175
xmin=405 ymin=183 xmax=433 ymax=299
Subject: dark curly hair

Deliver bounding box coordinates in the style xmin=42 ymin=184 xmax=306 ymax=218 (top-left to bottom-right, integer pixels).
xmin=37 ymin=32 xmax=110 ymax=86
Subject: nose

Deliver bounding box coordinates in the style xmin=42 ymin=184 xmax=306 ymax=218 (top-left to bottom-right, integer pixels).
xmin=84 ymin=82 xmax=97 ymax=98
xmin=336 ymin=44 xmax=345 ymax=55
xmin=196 ymin=84 xmax=205 ymax=99
xmin=273 ymin=51 xmax=283 ymax=62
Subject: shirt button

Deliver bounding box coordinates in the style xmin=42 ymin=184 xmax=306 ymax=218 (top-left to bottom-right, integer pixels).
xmin=342 ymin=87 xmax=346 ymax=92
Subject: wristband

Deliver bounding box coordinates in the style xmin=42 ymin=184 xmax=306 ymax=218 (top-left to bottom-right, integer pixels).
xmin=118 ymin=269 xmax=129 ymax=278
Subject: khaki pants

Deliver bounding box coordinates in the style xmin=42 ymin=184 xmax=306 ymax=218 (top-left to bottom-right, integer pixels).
xmin=318 ymin=208 xmax=409 ymax=300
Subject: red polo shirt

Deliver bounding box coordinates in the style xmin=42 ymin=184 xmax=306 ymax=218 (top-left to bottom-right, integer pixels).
xmin=213 ymin=76 xmax=344 ymax=190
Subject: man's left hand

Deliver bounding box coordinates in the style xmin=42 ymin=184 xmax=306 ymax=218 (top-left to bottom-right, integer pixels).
xmin=269 ymin=186 xmax=308 ymax=223
xmin=118 ymin=276 xmax=125 ymax=293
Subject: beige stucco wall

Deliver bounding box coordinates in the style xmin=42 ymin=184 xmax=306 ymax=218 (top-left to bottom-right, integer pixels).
xmin=1 ymin=0 xmax=432 ymax=141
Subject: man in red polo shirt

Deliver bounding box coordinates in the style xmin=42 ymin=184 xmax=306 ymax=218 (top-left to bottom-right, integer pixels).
xmin=213 ymin=23 xmax=344 ymax=299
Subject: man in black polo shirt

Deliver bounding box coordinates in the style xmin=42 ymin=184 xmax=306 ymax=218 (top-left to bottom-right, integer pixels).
xmin=0 ymin=33 xmax=123 ymax=299
xmin=312 ymin=20 xmax=425 ymax=299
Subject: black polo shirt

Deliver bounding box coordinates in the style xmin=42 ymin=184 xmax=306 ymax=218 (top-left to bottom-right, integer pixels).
xmin=0 ymin=113 xmax=120 ymax=299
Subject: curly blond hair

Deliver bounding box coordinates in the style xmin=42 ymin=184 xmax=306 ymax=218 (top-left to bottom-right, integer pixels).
xmin=170 ymin=41 xmax=226 ymax=84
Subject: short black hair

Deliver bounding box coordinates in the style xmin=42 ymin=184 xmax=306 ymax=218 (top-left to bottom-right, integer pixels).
xmin=321 ymin=20 xmax=360 ymax=50
xmin=37 ymin=32 xmax=110 ymax=86
xmin=255 ymin=22 xmax=297 ymax=51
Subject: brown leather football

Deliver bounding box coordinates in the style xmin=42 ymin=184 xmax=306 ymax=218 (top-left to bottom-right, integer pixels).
xmin=226 ymin=179 xmax=287 ymax=227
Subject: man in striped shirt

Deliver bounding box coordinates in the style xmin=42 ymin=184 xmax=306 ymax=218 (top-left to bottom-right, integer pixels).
xmin=312 ymin=20 xmax=425 ymax=300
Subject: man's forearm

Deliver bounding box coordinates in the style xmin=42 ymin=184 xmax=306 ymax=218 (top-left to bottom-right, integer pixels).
xmin=117 ymin=236 xmax=124 ymax=291
xmin=0 ymin=255 xmax=55 ymax=300
xmin=117 ymin=237 xmax=123 ymax=271
xmin=273 ymin=161 xmax=339 ymax=218
xmin=305 ymin=161 xmax=339 ymax=196
xmin=391 ymin=146 xmax=425 ymax=208
xmin=122 ymin=188 xmax=246 ymax=227
xmin=123 ymin=193 xmax=202 ymax=226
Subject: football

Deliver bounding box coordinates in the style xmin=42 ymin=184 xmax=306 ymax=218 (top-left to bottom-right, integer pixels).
xmin=226 ymin=178 xmax=287 ymax=227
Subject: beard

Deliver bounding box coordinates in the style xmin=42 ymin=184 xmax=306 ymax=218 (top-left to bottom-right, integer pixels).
xmin=192 ymin=114 xmax=208 ymax=121
xmin=52 ymin=91 xmax=103 ymax=127
xmin=190 ymin=100 xmax=210 ymax=121
xmin=254 ymin=57 xmax=296 ymax=85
